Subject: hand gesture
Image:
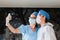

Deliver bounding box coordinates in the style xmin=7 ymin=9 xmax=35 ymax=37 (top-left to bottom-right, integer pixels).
xmin=6 ymin=13 xmax=12 ymax=26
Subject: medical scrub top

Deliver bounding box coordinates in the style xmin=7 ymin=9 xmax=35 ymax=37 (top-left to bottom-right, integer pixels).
xmin=18 ymin=24 xmax=38 ymax=40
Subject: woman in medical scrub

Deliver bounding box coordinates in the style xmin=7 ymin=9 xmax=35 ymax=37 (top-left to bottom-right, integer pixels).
xmin=36 ymin=10 xmax=57 ymax=40
xmin=6 ymin=12 xmax=39 ymax=40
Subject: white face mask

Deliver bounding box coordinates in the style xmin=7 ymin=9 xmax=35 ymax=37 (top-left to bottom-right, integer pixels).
xmin=36 ymin=15 xmax=41 ymax=24
xmin=29 ymin=18 xmax=36 ymax=25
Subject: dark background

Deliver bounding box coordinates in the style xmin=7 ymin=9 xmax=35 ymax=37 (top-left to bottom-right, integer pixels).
xmin=0 ymin=8 xmax=60 ymax=40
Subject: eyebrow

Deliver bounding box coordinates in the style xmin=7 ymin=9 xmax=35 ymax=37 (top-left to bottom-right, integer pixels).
xmin=29 ymin=17 xmax=36 ymax=19
xmin=39 ymin=14 xmax=44 ymax=17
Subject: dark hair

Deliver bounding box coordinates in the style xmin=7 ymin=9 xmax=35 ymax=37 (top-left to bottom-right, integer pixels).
xmin=45 ymin=18 xmax=50 ymax=23
xmin=42 ymin=15 xmax=49 ymax=23
xmin=35 ymin=23 xmax=41 ymax=28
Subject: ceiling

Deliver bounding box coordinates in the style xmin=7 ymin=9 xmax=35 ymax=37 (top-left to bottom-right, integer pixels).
xmin=0 ymin=0 xmax=60 ymax=8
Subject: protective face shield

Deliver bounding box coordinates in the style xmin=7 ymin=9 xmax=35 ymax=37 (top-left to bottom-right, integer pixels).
xmin=29 ymin=17 xmax=36 ymax=25
xmin=36 ymin=15 xmax=41 ymax=24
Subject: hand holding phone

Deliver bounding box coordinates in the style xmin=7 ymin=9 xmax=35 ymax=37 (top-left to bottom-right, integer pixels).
xmin=6 ymin=13 xmax=12 ymax=26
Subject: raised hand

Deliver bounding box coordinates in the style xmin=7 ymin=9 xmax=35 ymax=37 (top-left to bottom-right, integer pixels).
xmin=6 ymin=13 xmax=12 ymax=26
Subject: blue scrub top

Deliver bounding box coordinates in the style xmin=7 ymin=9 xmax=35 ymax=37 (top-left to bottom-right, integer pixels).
xmin=18 ymin=24 xmax=38 ymax=40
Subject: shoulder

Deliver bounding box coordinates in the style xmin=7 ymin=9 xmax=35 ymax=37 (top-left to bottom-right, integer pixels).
xmin=44 ymin=22 xmax=54 ymax=30
xmin=18 ymin=24 xmax=30 ymax=30
xmin=19 ymin=24 xmax=29 ymax=27
xmin=44 ymin=25 xmax=54 ymax=33
xmin=23 ymin=25 xmax=30 ymax=30
xmin=25 ymin=25 xmax=29 ymax=27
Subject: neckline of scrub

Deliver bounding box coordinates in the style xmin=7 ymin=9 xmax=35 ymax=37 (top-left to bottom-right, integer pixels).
xmin=29 ymin=25 xmax=38 ymax=33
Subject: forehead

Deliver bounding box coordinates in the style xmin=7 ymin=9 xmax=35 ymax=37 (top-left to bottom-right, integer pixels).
xmin=30 ymin=14 xmax=36 ymax=18
xmin=38 ymin=14 xmax=44 ymax=17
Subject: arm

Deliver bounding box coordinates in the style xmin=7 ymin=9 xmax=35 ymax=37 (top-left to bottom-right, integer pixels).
xmin=6 ymin=23 xmax=20 ymax=34
xmin=6 ymin=13 xmax=20 ymax=34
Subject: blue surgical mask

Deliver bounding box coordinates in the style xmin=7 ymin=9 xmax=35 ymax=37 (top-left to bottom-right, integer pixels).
xmin=29 ymin=18 xmax=36 ymax=24
xmin=36 ymin=15 xmax=41 ymax=24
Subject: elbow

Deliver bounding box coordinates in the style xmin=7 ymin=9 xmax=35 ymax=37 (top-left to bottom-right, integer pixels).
xmin=12 ymin=31 xmax=16 ymax=34
xmin=12 ymin=30 xmax=19 ymax=34
xmin=11 ymin=29 xmax=20 ymax=34
xmin=11 ymin=30 xmax=16 ymax=34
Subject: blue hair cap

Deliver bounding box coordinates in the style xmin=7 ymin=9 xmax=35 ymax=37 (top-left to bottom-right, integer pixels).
xmin=38 ymin=10 xmax=50 ymax=20
xmin=32 ymin=12 xmax=38 ymax=16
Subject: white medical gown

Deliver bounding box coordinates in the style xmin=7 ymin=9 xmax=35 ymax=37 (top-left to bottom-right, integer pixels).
xmin=37 ymin=22 xmax=57 ymax=40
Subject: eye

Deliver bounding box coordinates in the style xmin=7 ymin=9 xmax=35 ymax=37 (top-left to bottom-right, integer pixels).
xmin=39 ymin=15 xmax=44 ymax=17
xmin=39 ymin=14 xmax=41 ymax=16
xmin=42 ymin=15 xmax=44 ymax=17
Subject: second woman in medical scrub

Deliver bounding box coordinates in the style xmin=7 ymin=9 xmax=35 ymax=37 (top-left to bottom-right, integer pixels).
xmin=36 ymin=10 xmax=57 ymax=40
xmin=6 ymin=12 xmax=39 ymax=40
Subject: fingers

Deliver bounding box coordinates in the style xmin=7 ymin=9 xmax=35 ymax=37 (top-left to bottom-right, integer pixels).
xmin=6 ymin=13 xmax=12 ymax=22
xmin=7 ymin=13 xmax=12 ymax=20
